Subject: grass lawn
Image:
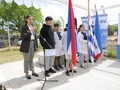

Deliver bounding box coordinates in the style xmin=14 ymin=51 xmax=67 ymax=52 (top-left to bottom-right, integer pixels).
xmin=0 ymin=50 xmax=23 ymax=64
xmin=0 ymin=46 xmax=41 ymax=64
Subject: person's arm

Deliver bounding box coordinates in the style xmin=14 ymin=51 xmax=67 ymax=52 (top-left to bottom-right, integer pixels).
xmin=39 ymin=28 xmax=46 ymax=48
xmin=62 ymin=32 xmax=65 ymax=46
xmin=20 ymin=25 xmax=31 ymax=40
xmin=35 ymin=33 xmax=38 ymax=48
xmin=77 ymin=32 xmax=87 ymax=43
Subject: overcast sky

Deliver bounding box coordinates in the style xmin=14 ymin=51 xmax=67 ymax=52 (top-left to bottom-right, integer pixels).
xmin=5 ymin=0 xmax=120 ymax=25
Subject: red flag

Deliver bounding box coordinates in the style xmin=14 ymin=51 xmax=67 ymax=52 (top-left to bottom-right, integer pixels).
xmin=67 ymin=0 xmax=76 ymax=66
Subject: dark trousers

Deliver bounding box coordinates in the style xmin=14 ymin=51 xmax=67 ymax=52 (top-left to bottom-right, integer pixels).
xmin=54 ymin=56 xmax=61 ymax=67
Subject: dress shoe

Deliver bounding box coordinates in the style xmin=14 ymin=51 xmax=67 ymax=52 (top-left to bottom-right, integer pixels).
xmin=76 ymin=60 xmax=79 ymax=63
xmin=54 ymin=66 xmax=60 ymax=71
xmin=58 ymin=65 xmax=63 ymax=69
xmin=49 ymin=68 xmax=56 ymax=73
xmin=45 ymin=71 xmax=50 ymax=77
xmin=26 ymin=75 xmax=31 ymax=79
xmin=84 ymin=60 xmax=87 ymax=63
xmin=66 ymin=71 xmax=70 ymax=76
xmin=32 ymin=73 xmax=39 ymax=77
xmin=69 ymin=69 xmax=77 ymax=73
xmin=80 ymin=65 xmax=85 ymax=68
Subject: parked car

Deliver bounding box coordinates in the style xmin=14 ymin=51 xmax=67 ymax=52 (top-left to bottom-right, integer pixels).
xmin=0 ymin=38 xmax=4 ymax=48
xmin=17 ymin=38 xmax=22 ymax=46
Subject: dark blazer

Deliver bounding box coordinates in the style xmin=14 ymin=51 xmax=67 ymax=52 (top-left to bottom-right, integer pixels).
xmin=20 ymin=24 xmax=38 ymax=53
xmin=39 ymin=24 xmax=55 ymax=49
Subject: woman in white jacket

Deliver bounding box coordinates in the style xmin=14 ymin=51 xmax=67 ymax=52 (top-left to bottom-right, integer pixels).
xmin=77 ymin=24 xmax=88 ymax=68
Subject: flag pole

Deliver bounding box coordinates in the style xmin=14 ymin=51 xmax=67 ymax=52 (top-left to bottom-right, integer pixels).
xmin=71 ymin=60 xmax=74 ymax=76
xmin=88 ymin=0 xmax=90 ymax=21
xmin=86 ymin=0 xmax=90 ymax=68
xmin=94 ymin=4 xmax=102 ymax=64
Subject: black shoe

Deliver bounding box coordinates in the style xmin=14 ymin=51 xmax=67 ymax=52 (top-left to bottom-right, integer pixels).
xmin=49 ymin=68 xmax=56 ymax=73
xmin=32 ymin=73 xmax=39 ymax=77
xmin=94 ymin=60 xmax=96 ymax=62
xmin=76 ymin=60 xmax=79 ymax=63
xmin=58 ymin=65 xmax=63 ymax=69
xmin=84 ymin=60 xmax=87 ymax=63
xmin=45 ymin=71 xmax=50 ymax=77
xmin=69 ymin=69 xmax=77 ymax=73
xmin=54 ymin=66 xmax=60 ymax=71
xmin=66 ymin=71 xmax=70 ymax=76
xmin=80 ymin=65 xmax=85 ymax=68
xmin=89 ymin=59 xmax=92 ymax=63
xmin=26 ymin=75 xmax=31 ymax=79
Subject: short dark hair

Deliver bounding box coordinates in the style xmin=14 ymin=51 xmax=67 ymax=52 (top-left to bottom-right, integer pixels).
xmin=45 ymin=16 xmax=53 ymax=21
xmin=92 ymin=25 xmax=94 ymax=28
xmin=54 ymin=23 xmax=59 ymax=27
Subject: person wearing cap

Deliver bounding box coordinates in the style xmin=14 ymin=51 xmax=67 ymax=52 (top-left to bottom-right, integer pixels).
xmin=39 ymin=16 xmax=56 ymax=77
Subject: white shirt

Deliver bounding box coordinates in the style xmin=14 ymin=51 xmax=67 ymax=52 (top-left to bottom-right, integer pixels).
xmin=77 ymin=31 xmax=88 ymax=54
xmin=45 ymin=49 xmax=55 ymax=56
xmin=54 ymin=31 xmax=63 ymax=56
xmin=28 ymin=25 xmax=35 ymax=40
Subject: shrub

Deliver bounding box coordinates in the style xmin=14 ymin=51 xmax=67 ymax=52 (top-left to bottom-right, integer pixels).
xmin=107 ymin=48 xmax=116 ymax=58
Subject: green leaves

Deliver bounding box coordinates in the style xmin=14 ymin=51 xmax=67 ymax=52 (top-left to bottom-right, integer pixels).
xmin=0 ymin=0 xmax=43 ymax=35
xmin=108 ymin=48 xmax=117 ymax=58
xmin=108 ymin=25 xmax=118 ymax=36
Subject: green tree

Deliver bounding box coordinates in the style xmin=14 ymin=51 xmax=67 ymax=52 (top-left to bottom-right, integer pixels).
xmin=28 ymin=6 xmax=43 ymax=35
xmin=15 ymin=4 xmax=28 ymax=31
xmin=0 ymin=0 xmax=43 ymax=35
xmin=0 ymin=0 xmax=10 ymax=30
xmin=108 ymin=25 xmax=118 ymax=36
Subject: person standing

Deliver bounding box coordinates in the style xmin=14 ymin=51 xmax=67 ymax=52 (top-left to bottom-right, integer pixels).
xmin=39 ymin=16 xmax=56 ymax=77
xmin=20 ymin=15 xmax=39 ymax=79
xmin=62 ymin=25 xmax=77 ymax=76
xmin=54 ymin=23 xmax=63 ymax=71
xmin=77 ymin=24 xmax=88 ymax=68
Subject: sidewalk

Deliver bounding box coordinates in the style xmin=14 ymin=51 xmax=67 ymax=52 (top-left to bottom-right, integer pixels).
xmin=0 ymin=59 xmax=120 ymax=90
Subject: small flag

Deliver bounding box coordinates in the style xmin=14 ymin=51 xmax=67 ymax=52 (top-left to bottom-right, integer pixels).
xmin=88 ymin=20 xmax=95 ymax=63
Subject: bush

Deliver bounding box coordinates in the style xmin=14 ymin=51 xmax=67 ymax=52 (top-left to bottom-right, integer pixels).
xmin=108 ymin=25 xmax=118 ymax=36
xmin=0 ymin=30 xmax=7 ymax=35
xmin=107 ymin=48 xmax=116 ymax=58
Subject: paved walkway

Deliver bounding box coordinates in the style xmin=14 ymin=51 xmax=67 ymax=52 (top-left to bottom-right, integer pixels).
xmin=0 ymin=59 xmax=120 ymax=90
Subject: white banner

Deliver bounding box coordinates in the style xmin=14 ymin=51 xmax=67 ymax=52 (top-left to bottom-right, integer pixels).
xmin=81 ymin=14 xmax=108 ymax=48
